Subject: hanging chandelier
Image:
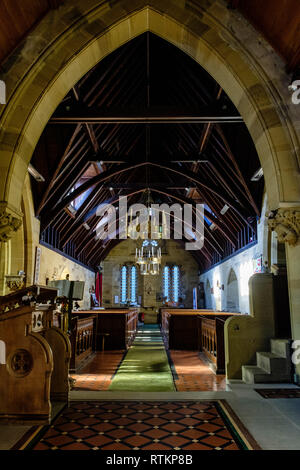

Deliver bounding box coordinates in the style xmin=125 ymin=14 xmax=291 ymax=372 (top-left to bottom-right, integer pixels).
xmin=135 ymin=240 xmax=161 ymax=276
xmin=127 ymin=190 xmax=163 ymax=275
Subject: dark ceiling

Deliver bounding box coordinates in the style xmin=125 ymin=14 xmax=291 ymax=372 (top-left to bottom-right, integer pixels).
xmin=1 ymin=0 xmax=299 ymax=73
xmin=30 ymin=33 xmax=264 ymax=270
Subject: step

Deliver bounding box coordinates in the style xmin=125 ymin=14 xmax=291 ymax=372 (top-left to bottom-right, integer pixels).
xmin=256 ymin=351 xmax=291 ymax=375
xmin=242 ymin=365 xmax=291 ymax=384
xmin=270 ymin=338 xmax=291 ymax=358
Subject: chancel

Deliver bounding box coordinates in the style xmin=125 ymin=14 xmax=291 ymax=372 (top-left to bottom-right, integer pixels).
xmin=0 ymin=0 xmax=300 ymax=452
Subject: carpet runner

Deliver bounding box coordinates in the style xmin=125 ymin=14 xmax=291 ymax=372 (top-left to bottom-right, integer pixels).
xmin=108 ymin=325 xmax=176 ymax=392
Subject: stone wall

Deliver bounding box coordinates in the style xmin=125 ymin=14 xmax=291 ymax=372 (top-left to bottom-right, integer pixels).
xmin=102 ymin=239 xmax=199 ymax=312
xmin=199 ymin=195 xmax=268 ymax=314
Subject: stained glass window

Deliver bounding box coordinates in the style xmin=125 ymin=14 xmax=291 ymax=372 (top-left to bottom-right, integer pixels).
xmin=163 ymin=266 xmax=170 ymax=301
xmin=130 ymin=266 xmax=137 ymax=303
xmin=120 ymin=264 xmax=138 ymax=304
xmin=120 ymin=265 xmax=127 ymax=303
xmin=163 ymin=265 xmax=181 ymax=303
xmin=172 ymin=265 xmax=180 ymax=303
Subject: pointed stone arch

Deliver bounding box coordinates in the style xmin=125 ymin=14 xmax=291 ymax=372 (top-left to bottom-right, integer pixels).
xmin=226 ymin=268 xmax=239 ymax=312
xmin=0 ymin=1 xmax=299 ymax=220
xmin=0 ymin=0 xmax=300 ymax=373
xmin=205 ymin=278 xmax=213 ymax=309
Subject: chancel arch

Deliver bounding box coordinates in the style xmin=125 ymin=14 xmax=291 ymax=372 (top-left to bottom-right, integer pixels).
xmin=0 ymin=1 xmax=299 ymax=215
xmin=0 ymin=0 xmax=300 ymax=387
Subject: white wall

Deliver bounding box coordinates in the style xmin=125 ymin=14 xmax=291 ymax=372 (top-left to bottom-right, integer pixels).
xmin=199 ymin=194 xmax=269 ymax=314
xmin=38 ymin=244 xmax=96 ymax=309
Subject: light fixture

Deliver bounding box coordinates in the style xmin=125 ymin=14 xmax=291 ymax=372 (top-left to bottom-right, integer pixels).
xmin=220 ymin=204 xmax=229 ymax=215
xmin=135 ymin=240 xmax=161 ymax=276
xmin=67 ymin=204 xmax=77 ymax=216
xmin=127 ymin=189 xmax=163 ymax=240
xmin=28 ymin=163 xmax=45 ymax=182
xmin=251 ymin=167 xmax=264 ymax=182
xmin=83 ymin=222 xmax=90 ymax=230
xmin=209 ymin=222 xmax=217 ymax=231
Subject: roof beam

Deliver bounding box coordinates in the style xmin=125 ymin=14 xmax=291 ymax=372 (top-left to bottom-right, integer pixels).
xmin=36 ymin=124 xmax=81 ymax=216
xmin=49 ymin=105 xmax=243 ymax=124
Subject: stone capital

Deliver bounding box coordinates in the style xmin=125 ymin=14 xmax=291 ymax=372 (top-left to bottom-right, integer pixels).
xmin=267 ymin=208 xmax=300 ymax=246
xmin=0 ymin=202 xmax=23 ymax=242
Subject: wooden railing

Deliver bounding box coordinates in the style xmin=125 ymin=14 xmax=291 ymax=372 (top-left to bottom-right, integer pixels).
xmin=199 ymin=317 xmax=226 ymax=374
xmin=70 ymin=316 xmax=95 ymax=371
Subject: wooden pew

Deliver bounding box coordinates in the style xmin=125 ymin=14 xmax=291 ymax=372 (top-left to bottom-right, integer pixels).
xmin=69 ymin=315 xmax=95 ymax=372
xmin=0 ymin=286 xmax=71 ymax=424
xmin=161 ymin=308 xmax=239 ymax=353
xmin=161 ymin=309 xmax=215 ymax=349
xmin=71 ymin=308 xmax=138 ymax=350
xmin=197 ymin=315 xmax=236 ymax=374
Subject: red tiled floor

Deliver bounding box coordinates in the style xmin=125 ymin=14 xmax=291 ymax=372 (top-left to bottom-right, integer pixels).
xmin=26 ymin=401 xmax=245 ymax=451
xmin=170 ymin=351 xmax=227 ymax=391
xmin=70 ymin=351 xmax=125 ymax=391
xmin=70 ymin=338 xmax=226 ymax=393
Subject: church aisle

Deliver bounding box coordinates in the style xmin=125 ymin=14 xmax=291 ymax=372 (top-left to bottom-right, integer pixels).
xmin=108 ymin=325 xmax=176 ymax=392
xmin=70 ymin=327 xmax=227 ymax=392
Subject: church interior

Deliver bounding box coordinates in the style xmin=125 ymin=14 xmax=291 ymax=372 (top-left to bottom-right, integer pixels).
xmin=0 ymin=0 xmax=300 ymax=452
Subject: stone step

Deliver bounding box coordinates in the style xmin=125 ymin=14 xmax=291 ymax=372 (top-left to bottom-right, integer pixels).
xmin=242 ymin=365 xmax=291 ymax=384
xmin=256 ymin=351 xmax=291 ymax=375
xmin=270 ymin=338 xmax=291 ymax=358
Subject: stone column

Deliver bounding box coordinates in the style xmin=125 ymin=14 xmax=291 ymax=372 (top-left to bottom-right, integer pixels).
xmin=268 ymin=208 xmax=300 ymax=381
xmin=0 ymin=203 xmax=23 ymax=295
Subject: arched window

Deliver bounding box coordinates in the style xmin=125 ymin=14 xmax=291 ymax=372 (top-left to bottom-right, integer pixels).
xmin=120 ymin=264 xmax=138 ymax=305
xmin=130 ymin=266 xmax=137 ymax=304
xmin=163 ymin=265 xmax=181 ymax=303
xmin=163 ymin=266 xmax=170 ymax=301
xmin=172 ymin=266 xmax=180 ymax=303
xmin=120 ymin=265 xmax=127 ymax=303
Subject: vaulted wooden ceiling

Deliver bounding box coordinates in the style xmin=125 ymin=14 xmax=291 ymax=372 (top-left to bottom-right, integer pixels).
xmin=0 ymin=0 xmax=299 ymax=74
xmin=30 ymin=33 xmax=264 ymax=270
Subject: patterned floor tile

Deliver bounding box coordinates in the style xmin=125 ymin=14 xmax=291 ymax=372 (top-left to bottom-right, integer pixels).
xmin=23 ymin=401 xmax=257 ymax=451
xmin=254 ymin=388 xmax=300 ymax=399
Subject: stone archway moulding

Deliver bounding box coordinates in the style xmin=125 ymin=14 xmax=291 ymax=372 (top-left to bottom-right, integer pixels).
xmin=0 ymin=0 xmax=299 ymax=243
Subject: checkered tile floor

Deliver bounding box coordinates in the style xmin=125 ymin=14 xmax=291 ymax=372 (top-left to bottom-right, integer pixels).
xmin=29 ymin=401 xmax=243 ymax=450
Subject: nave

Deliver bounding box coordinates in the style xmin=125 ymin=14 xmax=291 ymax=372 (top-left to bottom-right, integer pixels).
xmin=0 ymin=0 xmax=300 ymax=454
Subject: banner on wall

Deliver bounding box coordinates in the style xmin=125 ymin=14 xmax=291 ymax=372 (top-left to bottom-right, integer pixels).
xmin=34 ymin=247 xmax=41 ymax=284
xmin=254 ymin=255 xmax=263 ymax=273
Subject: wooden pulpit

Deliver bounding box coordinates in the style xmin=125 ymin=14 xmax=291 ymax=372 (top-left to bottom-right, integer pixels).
xmin=0 ymin=285 xmax=71 ymax=424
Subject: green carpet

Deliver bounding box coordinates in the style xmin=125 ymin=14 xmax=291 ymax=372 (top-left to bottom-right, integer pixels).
xmin=108 ymin=325 xmax=176 ymax=392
